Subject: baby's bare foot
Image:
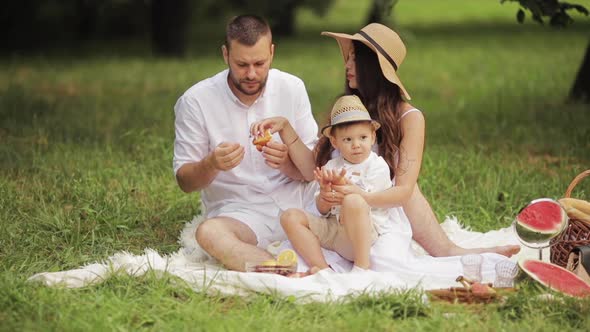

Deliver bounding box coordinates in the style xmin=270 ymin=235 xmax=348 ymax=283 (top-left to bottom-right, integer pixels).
xmin=286 ymin=266 xmax=323 ymax=278
xmin=308 ymin=266 xmax=323 ymax=275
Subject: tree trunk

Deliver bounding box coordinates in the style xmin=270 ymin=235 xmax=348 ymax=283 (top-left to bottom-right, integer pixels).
xmin=569 ymin=38 xmax=590 ymax=103
xmin=270 ymin=2 xmax=296 ymax=36
xmin=74 ymin=0 xmax=98 ymax=41
xmin=151 ymin=0 xmax=190 ymax=57
xmin=366 ymin=0 xmax=383 ymax=24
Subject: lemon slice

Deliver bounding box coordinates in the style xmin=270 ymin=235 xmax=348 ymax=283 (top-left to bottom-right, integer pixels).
xmin=276 ymin=249 xmax=297 ymax=266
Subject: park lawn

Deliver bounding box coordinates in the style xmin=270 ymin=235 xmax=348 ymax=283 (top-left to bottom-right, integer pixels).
xmin=1 ymin=0 xmax=590 ymax=330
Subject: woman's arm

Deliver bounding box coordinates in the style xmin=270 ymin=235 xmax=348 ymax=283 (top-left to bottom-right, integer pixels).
xmin=367 ymin=111 xmax=425 ymax=207
xmin=251 ymin=117 xmax=316 ymax=181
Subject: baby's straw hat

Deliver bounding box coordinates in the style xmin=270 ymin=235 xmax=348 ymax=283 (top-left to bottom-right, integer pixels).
xmin=322 ymin=23 xmax=411 ymax=100
xmin=321 ymin=95 xmax=381 ymax=137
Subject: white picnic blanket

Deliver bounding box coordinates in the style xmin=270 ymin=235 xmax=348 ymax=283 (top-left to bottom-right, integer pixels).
xmin=28 ymin=215 xmax=544 ymax=302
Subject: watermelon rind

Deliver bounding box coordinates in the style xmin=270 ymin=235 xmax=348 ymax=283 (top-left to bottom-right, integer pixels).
xmin=514 ymin=222 xmax=557 ymax=243
xmin=517 ymin=259 xmax=590 ymax=298
xmin=514 ymin=198 xmax=567 ymax=244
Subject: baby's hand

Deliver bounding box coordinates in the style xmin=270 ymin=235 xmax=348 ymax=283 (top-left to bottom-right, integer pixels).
xmin=314 ymin=167 xmax=331 ymax=189
xmin=330 ymin=168 xmax=347 ymax=186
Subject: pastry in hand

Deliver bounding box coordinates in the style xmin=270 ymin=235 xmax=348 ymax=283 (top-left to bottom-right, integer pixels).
xmin=252 ymin=130 xmax=272 ymax=152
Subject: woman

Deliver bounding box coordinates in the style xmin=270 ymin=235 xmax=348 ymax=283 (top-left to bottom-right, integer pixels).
xmin=251 ymin=23 xmax=519 ymax=273
xmin=319 ymin=24 xmax=520 ymax=259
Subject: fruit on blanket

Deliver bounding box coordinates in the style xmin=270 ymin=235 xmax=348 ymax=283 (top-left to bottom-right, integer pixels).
xmin=514 ymin=198 xmax=567 ymax=243
xmin=277 ymin=249 xmax=298 ymax=267
xmin=471 ymin=282 xmax=496 ymax=295
xmin=456 ymin=276 xmax=496 ymax=295
xmin=252 ymin=130 xmax=272 ymax=151
xmin=518 ymin=259 xmax=590 ymax=298
xmin=246 ymin=250 xmax=298 ymax=276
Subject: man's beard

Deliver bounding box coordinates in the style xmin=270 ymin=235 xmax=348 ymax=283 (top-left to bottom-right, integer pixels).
xmin=229 ymin=70 xmax=267 ymax=96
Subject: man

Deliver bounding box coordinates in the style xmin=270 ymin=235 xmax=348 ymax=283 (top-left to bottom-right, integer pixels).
xmin=173 ymin=15 xmax=318 ymax=271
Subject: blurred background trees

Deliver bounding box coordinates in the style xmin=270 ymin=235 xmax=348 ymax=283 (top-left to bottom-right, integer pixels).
xmin=1 ymin=0 xmax=587 ymax=101
xmin=0 ymin=0 xmax=336 ymax=56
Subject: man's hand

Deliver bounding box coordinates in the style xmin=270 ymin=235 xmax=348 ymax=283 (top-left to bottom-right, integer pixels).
xmin=261 ymin=140 xmax=289 ymax=169
xmin=210 ymin=142 xmax=245 ymax=171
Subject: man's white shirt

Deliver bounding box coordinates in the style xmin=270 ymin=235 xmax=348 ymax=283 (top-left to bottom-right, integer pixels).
xmin=173 ymin=68 xmax=318 ymax=216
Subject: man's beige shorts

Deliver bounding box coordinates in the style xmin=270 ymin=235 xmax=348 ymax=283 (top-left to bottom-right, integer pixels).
xmin=306 ymin=212 xmax=378 ymax=261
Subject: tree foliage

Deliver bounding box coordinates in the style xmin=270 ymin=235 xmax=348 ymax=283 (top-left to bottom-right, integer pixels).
xmin=501 ymin=0 xmax=588 ymax=26
xmin=366 ymin=0 xmax=398 ymax=24
xmin=0 ymin=0 xmax=335 ymax=55
xmin=501 ymin=0 xmax=590 ymax=102
xmin=227 ymin=0 xmax=335 ymax=36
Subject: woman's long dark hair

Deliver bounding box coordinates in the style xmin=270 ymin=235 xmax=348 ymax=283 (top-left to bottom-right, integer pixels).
xmin=315 ymin=40 xmax=404 ymax=179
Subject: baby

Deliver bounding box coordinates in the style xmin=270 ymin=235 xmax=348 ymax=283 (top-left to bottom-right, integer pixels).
xmin=280 ymin=95 xmax=392 ymax=273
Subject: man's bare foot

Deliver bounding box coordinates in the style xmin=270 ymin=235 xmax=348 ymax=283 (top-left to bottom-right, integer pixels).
xmin=449 ymin=245 xmax=521 ymax=257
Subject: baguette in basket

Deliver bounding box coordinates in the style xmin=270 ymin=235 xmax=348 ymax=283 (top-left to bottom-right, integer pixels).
xmin=550 ymin=170 xmax=590 ymax=268
xmin=559 ymin=198 xmax=590 ymax=223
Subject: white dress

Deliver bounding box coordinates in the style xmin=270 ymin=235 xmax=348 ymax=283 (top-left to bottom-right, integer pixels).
xmin=291 ymin=108 xmax=508 ymax=284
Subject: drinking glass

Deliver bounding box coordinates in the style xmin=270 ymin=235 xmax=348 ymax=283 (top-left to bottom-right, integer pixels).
xmin=494 ymin=260 xmax=519 ymax=288
xmin=460 ymin=254 xmax=483 ymax=282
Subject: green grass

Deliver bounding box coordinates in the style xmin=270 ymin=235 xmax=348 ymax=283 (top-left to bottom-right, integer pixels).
xmin=2 ymin=0 xmax=590 ymax=330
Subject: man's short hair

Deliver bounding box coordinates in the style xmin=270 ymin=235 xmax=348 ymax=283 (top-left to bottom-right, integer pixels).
xmin=225 ymin=15 xmax=271 ymax=50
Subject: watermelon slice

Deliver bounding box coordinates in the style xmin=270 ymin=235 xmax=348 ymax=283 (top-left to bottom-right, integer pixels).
xmin=514 ymin=198 xmax=567 ymax=243
xmin=518 ymin=259 xmax=590 ymax=298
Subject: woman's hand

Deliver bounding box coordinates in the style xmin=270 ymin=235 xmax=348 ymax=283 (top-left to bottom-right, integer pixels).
xmin=250 ymin=117 xmax=289 ymax=137
xmin=250 ymin=116 xmax=291 ymax=169
xmin=330 ymin=168 xmax=364 ymax=198
xmin=332 ymin=180 xmax=364 ymax=197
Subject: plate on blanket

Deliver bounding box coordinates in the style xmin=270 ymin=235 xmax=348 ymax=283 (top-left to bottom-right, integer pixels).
xmin=245 ymin=263 xmax=296 ymax=276
xmin=427 ymin=286 xmax=516 ymax=304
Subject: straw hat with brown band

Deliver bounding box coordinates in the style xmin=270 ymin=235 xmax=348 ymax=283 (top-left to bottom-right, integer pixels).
xmin=321 ymin=23 xmax=411 ymax=101
xmin=321 ymin=95 xmax=381 ymax=137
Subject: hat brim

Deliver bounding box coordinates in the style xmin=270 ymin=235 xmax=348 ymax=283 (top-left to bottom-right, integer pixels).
xmin=321 ymin=31 xmax=411 ymax=101
xmin=321 ymin=119 xmax=381 ymax=137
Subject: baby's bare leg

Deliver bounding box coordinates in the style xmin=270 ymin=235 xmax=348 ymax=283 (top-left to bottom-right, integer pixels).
xmin=281 ymin=209 xmax=330 ymax=269
xmin=340 ymin=194 xmax=372 ymax=269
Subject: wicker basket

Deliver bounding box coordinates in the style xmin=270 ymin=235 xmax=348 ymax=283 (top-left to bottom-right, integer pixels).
xmin=550 ymin=170 xmax=590 ymax=268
